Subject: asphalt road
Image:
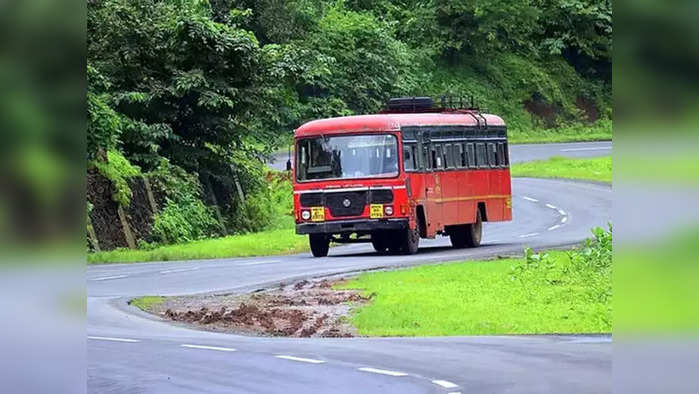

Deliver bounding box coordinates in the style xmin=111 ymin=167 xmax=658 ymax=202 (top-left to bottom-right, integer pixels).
xmin=88 ymin=142 xmax=612 ymax=394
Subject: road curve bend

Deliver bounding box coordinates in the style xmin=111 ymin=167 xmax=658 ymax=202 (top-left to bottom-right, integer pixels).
xmin=88 ymin=142 xmax=612 ymax=394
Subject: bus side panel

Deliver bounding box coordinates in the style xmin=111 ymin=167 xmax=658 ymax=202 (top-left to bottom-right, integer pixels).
xmin=459 ymin=169 xmax=477 ymax=224
xmin=407 ymin=172 xmax=425 ymax=222
xmin=440 ymin=170 xmax=460 ymax=227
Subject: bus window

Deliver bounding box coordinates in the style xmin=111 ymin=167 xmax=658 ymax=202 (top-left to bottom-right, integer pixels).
xmin=444 ymin=144 xmax=454 ymax=168
xmin=457 ymin=144 xmax=465 ymax=167
xmin=497 ymin=142 xmax=506 ymax=167
xmin=476 ymin=143 xmax=487 ymax=168
xmin=504 ymin=142 xmax=510 ymax=165
xmin=432 ymin=144 xmax=443 ymax=169
xmin=487 ymin=143 xmax=497 ymax=167
xmin=423 ymin=145 xmax=431 ymax=170
xmin=403 ymin=144 xmax=417 ymax=171
xmin=467 ymin=143 xmax=476 ymax=168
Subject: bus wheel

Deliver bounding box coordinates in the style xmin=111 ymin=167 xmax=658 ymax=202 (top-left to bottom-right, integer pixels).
xmin=402 ymin=227 xmax=420 ymax=255
xmin=371 ymin=232 xmax=388 ymax=254
xmin=309 ymin=234 xmax=329 ymax=257
xmin=390 ymin=227 xmax=419 ymax=255
xmin=450 ymin=210 xmax=482 ymax=248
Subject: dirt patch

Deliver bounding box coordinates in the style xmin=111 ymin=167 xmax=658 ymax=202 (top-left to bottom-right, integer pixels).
xmin=523 ymin=93 xmax=562 ymax=128
xmin=144 ymin=278 xmax=370 ymax=337
xmin=575 ymin=96 xmax=599 ymax=123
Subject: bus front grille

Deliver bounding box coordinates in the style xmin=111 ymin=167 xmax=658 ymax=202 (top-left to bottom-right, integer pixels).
xmin=325 ymin=191 xmax=366 ymax=217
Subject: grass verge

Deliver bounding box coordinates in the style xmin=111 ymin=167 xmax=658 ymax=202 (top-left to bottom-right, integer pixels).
xmin=88 ymin=228 xmax=308 ymax=264
xmin=336 ymin=228 xmax=611 ymax=336
xmin=130 ymin=296 xmax=164 ymax=311
xmin=511 ymin=155 xmax=611 ymax=183
xmin=509 ymin=121 xmax=612 ymax=144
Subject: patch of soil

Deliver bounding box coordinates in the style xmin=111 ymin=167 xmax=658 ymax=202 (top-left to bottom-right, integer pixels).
xmin=87 ymin=169 xmax=126 ymax=250
xmin=148 ymin=278 xmax=371 ymax=337
xmin=575 ymin=96 xmax=599 ymax=123
xmin=523 ymin=93 xmax=562 ymax=128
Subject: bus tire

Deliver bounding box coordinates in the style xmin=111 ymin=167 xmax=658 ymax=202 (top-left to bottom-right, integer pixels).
xmin=309 ymin=234 xmax=329 ymax=257
xmin=402 ymin=227 xmax=420 ymax=255
xmin=450 ymin=210 xmax=482 ymax=248
xmin=389 ymin=227 xmax=419 ymax=255
xmin=371 ymin=232 xmax=389 ymax=254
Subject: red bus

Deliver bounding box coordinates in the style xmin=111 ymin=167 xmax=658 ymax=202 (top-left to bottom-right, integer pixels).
xmin=292 ymin=97 xmax=512 ymax=257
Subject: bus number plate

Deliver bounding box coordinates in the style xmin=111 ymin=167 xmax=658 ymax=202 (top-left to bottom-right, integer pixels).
xmin=370 ymin=204 xmax=384 ymax=219
xmin=311 ymin=207 xmax=325 ymax=222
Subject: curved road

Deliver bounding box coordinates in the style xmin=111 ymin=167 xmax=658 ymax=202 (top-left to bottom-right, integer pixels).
xmin=88 ymin=142 xmax=612 ymax=394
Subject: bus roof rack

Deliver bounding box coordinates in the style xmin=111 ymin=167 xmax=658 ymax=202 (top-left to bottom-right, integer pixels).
xmin=386 ymin=97 xmax=434 ymax=112
xmin=382 ymin=95 xmax=481 ymax=113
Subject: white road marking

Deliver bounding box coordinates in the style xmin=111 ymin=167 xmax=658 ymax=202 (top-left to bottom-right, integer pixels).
xmin=90 ymin=275 xmax=128 ymax=281
xmin=522 ymin=196 xmax=538 ymax=202
xmin=448 ymin=392 xmax=462 ymax=394
xmin=238 ymin=260 xmax=281 ymax=266
xmin=561 ymin=216 xmax=568 ymax=223
xmin=358 ymin=367 xmax=408 ymax=377
xmin=432 ymin=379 xmax=459 ymax=389
xmin=560 ymin=147 xmax=612 ymax=152
xmin=548 ymin=224 xmax=561 ymax=231
xmin=181 ymin=344 xmax=237 ymax=352
xmin=161 ymin=267 xmax=199 ymax=274
xmin=519 ymin=233 xmax=539 ymax=238
xmin=558 ymin=209 xmax=566 ymax=216
xmin=545 ymin=203 xmax=557 ymax=209
xmin=275 ymin=355 xmax=325 ymax=364
xmin=88 ymin=336 xmax=140 ymax=343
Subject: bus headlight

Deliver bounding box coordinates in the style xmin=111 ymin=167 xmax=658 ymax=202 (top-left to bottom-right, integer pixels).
xmin=301 ymin=210 xmax=311 ymax=220
xmin=384 ymin=205 xmax=394 ymax=216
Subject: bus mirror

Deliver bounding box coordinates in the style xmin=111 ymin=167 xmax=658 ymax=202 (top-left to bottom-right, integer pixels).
xmin=286 ymin=159 xmax=292 ymax=172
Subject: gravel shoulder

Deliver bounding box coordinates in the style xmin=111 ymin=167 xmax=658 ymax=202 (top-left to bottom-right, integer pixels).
xmin=133 ymin=278 xmax=369 ymax=338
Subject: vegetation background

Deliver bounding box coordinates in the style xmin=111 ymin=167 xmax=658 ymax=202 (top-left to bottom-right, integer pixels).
xmin=86 ymin=0 xmax=612 ymax=254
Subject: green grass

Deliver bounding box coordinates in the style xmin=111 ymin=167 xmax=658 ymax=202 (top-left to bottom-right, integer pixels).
xmin=509 ymin=124 xmax=612 ymax=144
xmin=615 ymin=154 xmax=699 ymax=186
xmin=130 ymin=296 xmax=164 ymax=311
xmin=508 ymin=120 xmax=612 ymax=144
xmin=87 ymin=228 xmax=308 ymax=264
xmin=511 ymin=155 xmax=611 ymax=183
xmin=336 ymin=251 xmax=611 ymax=336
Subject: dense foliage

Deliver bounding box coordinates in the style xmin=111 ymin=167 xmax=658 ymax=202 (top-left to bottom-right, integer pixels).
xmin=87 ymin=0 xmax=612 ymax=246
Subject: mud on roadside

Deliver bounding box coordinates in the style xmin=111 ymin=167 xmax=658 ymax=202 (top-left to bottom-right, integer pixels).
xmin=138 ymin=279 xmax=371 ymax=337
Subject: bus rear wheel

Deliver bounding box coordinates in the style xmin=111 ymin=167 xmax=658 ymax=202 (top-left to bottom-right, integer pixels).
xmin=450 ymin=210 xmax=482 ymax=248
xmin=309 ymin=234 xmax=329 ymax=257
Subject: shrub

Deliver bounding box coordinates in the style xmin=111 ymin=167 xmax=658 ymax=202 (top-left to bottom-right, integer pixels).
xmin=227 ymin=172 xmax=294 ymax=233
xmin=510 ymin=224 xmax=612 ymax=304
xmin=151 ymin=195 xmax=220 ymax=244
xmin=92 ymin=150 xmax=141 ymax=206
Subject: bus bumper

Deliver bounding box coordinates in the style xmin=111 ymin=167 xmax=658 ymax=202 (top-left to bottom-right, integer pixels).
xmin=296 ymin=218 xmax=409 ymax=235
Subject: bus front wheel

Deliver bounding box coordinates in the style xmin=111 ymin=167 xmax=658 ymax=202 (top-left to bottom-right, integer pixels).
xmin=450 ymin=210 xmax=482 ymax=248
xmin=371 ymin=232 xmax=389 ymax=254
xmin=389 ymin=227 xmax=419 ymax=255
xmin=309 ymin=234 xmax=330 ymax=257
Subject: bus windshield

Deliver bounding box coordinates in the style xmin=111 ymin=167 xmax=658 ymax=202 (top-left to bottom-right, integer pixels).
xmin=296 ymin=134 xmax=398 ymax=181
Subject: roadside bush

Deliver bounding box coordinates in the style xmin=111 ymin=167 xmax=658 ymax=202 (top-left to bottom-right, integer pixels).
xmin=151 ymin=195 xmax=220 ymax=244
xmin=148 ymin=158 xmax=223 ymax=244
xmin=227 ymin=172 xmax=294 ymax=233
xmin=92 ymin=150 xmax=141 ymax=206
xmin=510 ymin=224 xmax=612 ymax=304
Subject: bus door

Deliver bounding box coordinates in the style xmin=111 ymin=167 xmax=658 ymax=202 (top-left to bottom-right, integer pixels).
xmin=423 ymin=142 xmax=443 ymax=235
